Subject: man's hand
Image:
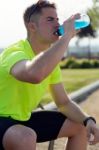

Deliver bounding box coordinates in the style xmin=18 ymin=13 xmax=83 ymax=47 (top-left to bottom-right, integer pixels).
xmin=63 ymin=13 xmax=81 ymax=38
xmin=86 ymin=120 xmax=99 ymax=145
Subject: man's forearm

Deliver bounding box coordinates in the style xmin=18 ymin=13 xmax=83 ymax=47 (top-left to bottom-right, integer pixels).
xmin=59 ymin=100 xmax=89 ymax=124
xmin=27 ymin=35 xmax=71 ymax=82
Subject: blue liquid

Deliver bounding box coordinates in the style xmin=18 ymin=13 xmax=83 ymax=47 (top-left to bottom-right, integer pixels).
xmin=75 ymin=20 xmax=89 ymax=30
xmin=57 ymin=20 xmax=90 ymax=36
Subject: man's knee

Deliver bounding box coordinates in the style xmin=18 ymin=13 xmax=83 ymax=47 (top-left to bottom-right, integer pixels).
xmin=2 ymin=124 xmax=37 ymax=149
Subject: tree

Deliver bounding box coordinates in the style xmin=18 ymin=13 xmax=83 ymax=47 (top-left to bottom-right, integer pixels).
xmin=77 ymin=24 xmax=96 ymax=38
xmin=87 ymin=0 xmax=99 ymax=30
xmin=75 ymin=0 xmax=99 ymax=59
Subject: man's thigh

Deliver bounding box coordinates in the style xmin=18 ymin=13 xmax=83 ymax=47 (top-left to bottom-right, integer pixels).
xmin=0 ymin=111 xmax=66 ymax=149
xmin=24 ymin=110 xmax=67 ymax=142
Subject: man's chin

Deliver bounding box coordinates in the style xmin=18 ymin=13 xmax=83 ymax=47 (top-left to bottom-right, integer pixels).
xmin=52 ymin=37 xmax=59 ymax=42
xmin=44 ymin=36 xmax=59 ymax=44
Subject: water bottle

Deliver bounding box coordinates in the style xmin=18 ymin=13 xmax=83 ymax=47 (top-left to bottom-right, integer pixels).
xmin=57 ymin=14 xmax=90 ymax=36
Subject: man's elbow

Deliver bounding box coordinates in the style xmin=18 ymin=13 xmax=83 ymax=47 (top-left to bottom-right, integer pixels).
xmin=27 ymin=71 xmax=45 ymax=84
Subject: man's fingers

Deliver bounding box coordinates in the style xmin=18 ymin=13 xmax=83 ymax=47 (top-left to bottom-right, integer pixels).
xmin=71 ymin=13 xmax=81 ymax=20
xmin=89 ymin=134 xmax=94 ymax=141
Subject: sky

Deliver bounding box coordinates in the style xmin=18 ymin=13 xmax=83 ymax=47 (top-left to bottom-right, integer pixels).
xmin=0 ymin=0 xmax=94 ymax=48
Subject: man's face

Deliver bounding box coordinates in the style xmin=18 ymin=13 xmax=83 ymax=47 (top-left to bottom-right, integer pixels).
xmin=35 ymin=7 xmax=60 ymax=44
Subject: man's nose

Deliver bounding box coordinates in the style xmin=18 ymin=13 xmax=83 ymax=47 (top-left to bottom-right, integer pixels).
xmin=56 ymin=21 xmax=60 ymax=26
xmin=54 ymin=21 xmax=60 ymax=28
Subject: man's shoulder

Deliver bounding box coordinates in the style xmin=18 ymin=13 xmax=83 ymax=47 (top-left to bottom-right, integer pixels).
xmin=0 ymin=40 xmax=26 ymax=58
xmin=5 ymin=40 xmax=25 ymax=51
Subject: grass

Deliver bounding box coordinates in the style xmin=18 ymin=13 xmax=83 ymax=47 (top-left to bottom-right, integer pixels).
xmin=41 ymin=69 xmax=99 ymax=104
xmin=62 ymin=69 xmax=99 ymax=92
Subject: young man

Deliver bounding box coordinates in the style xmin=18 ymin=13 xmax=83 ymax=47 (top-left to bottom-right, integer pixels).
xmin=0 ymin=1 xmax=98 ymax=150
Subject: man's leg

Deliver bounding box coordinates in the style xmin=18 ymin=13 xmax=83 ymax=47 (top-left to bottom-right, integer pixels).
xmin=2 ymin=125 xmax=37 ymax=150
xmin=57 ymin=118 xmax=87 ymax=150
xmin=1 ymin=111 xmax=87 ymax=150
xmin=24 ymin=110 xmax=87 ymax=150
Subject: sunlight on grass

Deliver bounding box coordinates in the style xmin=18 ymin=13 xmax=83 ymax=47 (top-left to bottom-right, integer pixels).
xmin=62 ymin=69 xmax=99 ymax=92
xmin=41 ymin=69 xmax=99 ymax=104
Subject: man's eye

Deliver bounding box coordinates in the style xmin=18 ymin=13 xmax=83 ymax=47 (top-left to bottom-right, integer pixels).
xmin=48 ymin=19 xmax=53 ymax=21
xmin=47 ymin=18 xmax=54 ymax=21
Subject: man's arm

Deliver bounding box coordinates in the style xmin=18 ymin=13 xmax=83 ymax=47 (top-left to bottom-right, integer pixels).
xmin=49 ymin=82 xmax=99 ymax=144
xmin=10 ymin=14 xmax=79 ymax=84
xmin=49 ymin=82 xmax=88 ymax=124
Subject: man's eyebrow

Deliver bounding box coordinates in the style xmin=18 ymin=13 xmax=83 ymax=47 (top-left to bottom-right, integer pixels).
xmin=46 ymin=16 xmax=59 ymax=20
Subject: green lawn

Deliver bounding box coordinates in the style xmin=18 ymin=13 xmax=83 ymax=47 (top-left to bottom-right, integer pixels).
xmin=62 ymin=69 xmax=99 ymax=92
xmin=41 ymin=69 xmax=99 ymax=104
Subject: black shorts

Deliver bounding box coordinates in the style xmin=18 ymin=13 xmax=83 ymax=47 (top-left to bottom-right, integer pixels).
xmin=0 ymin=110 xmax=66 ymax=149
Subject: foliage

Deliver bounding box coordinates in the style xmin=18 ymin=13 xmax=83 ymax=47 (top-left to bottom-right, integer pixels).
xmin=77 ymin=24 xmax=96 ymax=38
xmin=87 ymin=0 xmax=99 ymax=30
xmin=60 ymin=57 xmax=99 ymax=69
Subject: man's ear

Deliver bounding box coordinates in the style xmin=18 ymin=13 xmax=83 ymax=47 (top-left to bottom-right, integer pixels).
xmin=27 ymin=22 xmax=37 ymax=32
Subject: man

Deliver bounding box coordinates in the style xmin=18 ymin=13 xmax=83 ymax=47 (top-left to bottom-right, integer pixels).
xmin=0 ymin=1 xmax=98 ymax=150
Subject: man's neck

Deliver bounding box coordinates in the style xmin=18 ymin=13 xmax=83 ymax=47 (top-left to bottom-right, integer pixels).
xmin=27 ymin=37 xmax=51 ymax=54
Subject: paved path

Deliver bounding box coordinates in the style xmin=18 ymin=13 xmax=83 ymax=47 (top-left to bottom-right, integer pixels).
xmin=37 ymin=89 xmax=99 ymax=150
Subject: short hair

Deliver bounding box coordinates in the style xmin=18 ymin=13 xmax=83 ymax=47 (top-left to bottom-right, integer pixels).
xmin=23 ymin=0 xmax=56 ymax=25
